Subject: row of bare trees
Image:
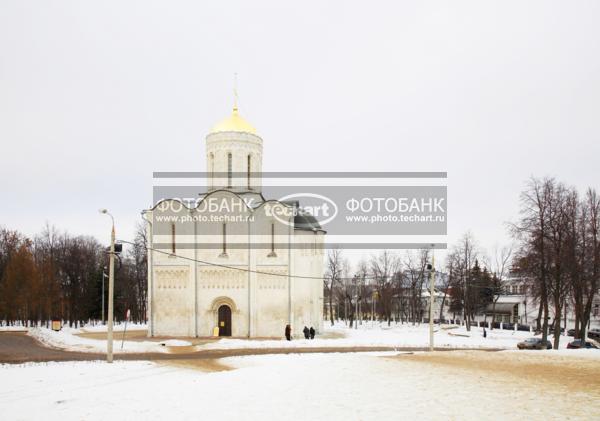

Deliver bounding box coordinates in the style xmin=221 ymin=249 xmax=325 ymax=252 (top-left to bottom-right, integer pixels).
xmin=444 ymin=234 xmax=510 ymax=332
xmin=325 ymin=177 xmax=600 ymax=349
xmin=512 ymin=177 xmax=600 ymax=348
xmin=325 ymin=248 xmax=495 ymax=327
xmin=0 ymin=224 xmax=148 ymax=326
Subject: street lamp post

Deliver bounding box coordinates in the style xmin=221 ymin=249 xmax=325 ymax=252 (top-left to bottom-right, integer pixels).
xmin=100 ymin=209 xmax=115 ymax=363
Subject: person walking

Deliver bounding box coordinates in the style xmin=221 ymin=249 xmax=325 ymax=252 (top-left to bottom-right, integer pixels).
xmin=309 ymin=326 xmax=315 ymax=339
xmin=303 ymin=326 xmax=310 ymax=339
xmin=483 ymin=327 xmax=487 ymax=338
xmin=285 ymin=324 xmax=292 ymax=341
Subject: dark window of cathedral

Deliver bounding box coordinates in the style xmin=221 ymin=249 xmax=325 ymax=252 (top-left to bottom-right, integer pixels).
xmin=227 ymin=153 xmax=232 ymax=188
xmin=247 ymin=154 xmax=252 ymax=190
xmin=171 ymin=223 xmax=176 ymax=254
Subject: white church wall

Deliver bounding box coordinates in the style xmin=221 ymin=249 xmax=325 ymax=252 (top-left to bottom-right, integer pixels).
xmin=148 ymin=196 xmax=325 ymax=338
xmin=193 ymin=191 xmax=252 ymax=337
xmin=152 ymin=265 xmax=193 ymax=336
xmin=292 ymin=230 xmax=325 ymax=334
xmin=255 ymin=271 xmax=289 ymax=337
xmin=148 ymin=199 xmax=198 ymax=337
xmin=252 ymin=202 xmax=292 ymax=337
xmin=196 ymin=267 xmax=250 ymax=337
xmin=193 ymin=190 xmax=252 ymax=263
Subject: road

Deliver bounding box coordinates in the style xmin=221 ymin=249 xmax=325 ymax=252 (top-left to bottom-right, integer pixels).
xmin=0 ymin=332 xmax=397 ymax=364
xmin=0 ymin=332 xmax=496 ymax=364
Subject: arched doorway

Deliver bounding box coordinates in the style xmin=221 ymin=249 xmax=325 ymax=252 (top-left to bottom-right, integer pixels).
xmin=218 ymin=305 xmax=232 ymax=336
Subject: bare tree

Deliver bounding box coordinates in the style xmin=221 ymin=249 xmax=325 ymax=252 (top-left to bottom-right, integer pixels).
xmin=355 ymin=260 xmax=369 ymax=325
xmin=402 ymin=249 xmax=429 ymax=325
xmin=451 ymin=232 xmax=479 ymax=331
xmin=370 ymin=250 xmax=401 ymax=326
xmin=0 ymin=223 xmax=149 ymax=326
xmin=545 ymin=182 xmax=573 ymax=348
xmin=581 ymin=189 xmax=600 ymax=340
xmin=512 ymin=177 xmax=553 ymax=344
xmin=484 ymin=244 xmax=513 ymax=329
xmin=325 ymin=248 xmax=345 ymax=326
xmin=439 ymin=256 xmax=456 ymax=322
xmin=570 ymin=188 xmax=600 ymax=340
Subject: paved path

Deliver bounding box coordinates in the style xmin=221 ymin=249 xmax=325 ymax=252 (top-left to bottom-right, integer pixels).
xmin=0 ymin=332 xmax=500 ymax=364
xmin=0 ymin=332 xmax=105 ymax=363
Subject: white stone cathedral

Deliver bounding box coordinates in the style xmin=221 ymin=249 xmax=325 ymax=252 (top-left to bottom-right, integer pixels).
xmin=144 ymin=104 xmax=325 ymax=338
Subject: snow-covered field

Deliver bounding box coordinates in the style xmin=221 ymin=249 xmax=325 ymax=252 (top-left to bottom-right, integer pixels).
xmin=1 ymin=351 xmax=599 ymax=420
xmin=24 ymin=322 xmax=565 ymax=353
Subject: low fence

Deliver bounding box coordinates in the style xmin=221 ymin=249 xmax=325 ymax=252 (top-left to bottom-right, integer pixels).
xmin=420 ymin=318 xmax=534 ymax=332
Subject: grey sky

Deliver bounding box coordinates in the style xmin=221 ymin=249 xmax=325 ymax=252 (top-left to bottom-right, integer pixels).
xmin=1 ymin=1 xmax=599 ymax=263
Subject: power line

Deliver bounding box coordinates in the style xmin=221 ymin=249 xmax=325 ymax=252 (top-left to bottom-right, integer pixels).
xmin=119 ymin=239 xmax=341 ymax=281
xmin=118 ymin=240 xmax=476 ymax=284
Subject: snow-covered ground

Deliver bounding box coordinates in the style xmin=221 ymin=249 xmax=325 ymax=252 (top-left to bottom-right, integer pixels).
xmin=0 ymin=326 xmax=29 ymax=332
xmin=25 ymin=321 xmax=576 ymax=354
xmin=1 ymin=351 xmax=599 ymax=420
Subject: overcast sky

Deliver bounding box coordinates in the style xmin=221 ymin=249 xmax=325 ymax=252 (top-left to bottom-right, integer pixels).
xmin=1 ymin=1 xmax=599 ymax=264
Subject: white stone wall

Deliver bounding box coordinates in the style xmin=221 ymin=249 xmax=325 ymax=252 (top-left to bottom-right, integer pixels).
xmin=255 ymin=271 xmax=289 ymax=337
xmin=196 ymin=267 xmax=249 ymax=337
xmin=292 ymin=230 xmax=325 ymax=335
xmin=152 ymin=265 xmax=193 ymax=336
xmin=146 ymin=194 xmax=325 ymax=338
xmin=252 ymin=202 xmax=292 ymax=337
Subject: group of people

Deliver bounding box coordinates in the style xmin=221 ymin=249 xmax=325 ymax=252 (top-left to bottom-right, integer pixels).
xmin=303 ymin=326 xmax=316 ymax=340
xmin=284 ymin=324 xmax=316 ymax=341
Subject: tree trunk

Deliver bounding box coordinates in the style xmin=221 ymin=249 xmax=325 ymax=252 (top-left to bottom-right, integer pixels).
xmin=491 ymin=298 xmax=498 ymax=330
xmin=536 ymin=299 xmax=543 ymax=332
xmin=541 ymin=294 xmax=549 ymax=345
xmin=328 ymin=284 xmax=334 ymax=326
xmin=438 ymin=289 xmax=447 ymax=322
xmin=553 ymin=293 xmax=562 ymax=350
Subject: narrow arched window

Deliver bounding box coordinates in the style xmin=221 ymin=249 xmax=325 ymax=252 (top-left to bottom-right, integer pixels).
xmin=247 ymin=154 xmax=252 ymax=190
xmin=271 ymin=223 xmax=275 ymax=253
xmin=171 ymin=223 xmax=176 ymax=254
xmin=227 ymin=153 xmax=232 ymax=188
xmin=209 ymin=153 xmax=214 ymax=189
xmin=222 ymin=223 xmax=227 ymax=255
xmin=268 ymin=223 xmax=277 ymax=257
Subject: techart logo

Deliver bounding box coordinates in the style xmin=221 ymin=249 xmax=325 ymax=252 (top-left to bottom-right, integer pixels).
xmin=267 ymin=193 xmax=338 ymax=228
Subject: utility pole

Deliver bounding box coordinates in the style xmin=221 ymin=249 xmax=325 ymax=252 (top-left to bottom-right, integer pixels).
xmin=429 ymin=246 xmax=435 ymax=352
xmin=344 ymin=290 xmax=348 ymax=326
xmin=360 ymin=273 xmax=365 ymax=325
xmin=100 ymin=209 xmax=116 ymax=363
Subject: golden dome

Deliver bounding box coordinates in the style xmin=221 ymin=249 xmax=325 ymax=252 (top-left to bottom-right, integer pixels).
xmin=210 ymin=106 xmax=257 ymax=134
